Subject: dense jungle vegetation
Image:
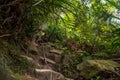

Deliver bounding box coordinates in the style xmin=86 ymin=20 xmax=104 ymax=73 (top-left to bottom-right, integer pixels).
xmin=0 ymin=0 xmax=120 ymax=80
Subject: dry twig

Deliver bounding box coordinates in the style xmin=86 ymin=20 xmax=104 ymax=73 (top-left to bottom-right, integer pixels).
xmin=0 ymin=34 xmax=11 ymax=38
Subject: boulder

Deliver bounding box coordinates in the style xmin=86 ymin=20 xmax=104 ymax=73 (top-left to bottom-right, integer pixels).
xmin=77 ymin=60 xmax=120 ymax=79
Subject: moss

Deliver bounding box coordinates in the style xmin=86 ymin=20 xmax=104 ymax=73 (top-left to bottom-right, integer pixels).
xmin=14 ymin=74 xmax=33 ymax=80
xmin=77 ymin=60 xmax=120 ymax=79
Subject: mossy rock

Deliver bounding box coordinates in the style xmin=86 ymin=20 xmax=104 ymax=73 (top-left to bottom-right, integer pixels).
xmin=77 ymin=60 xmax=120 ymax=79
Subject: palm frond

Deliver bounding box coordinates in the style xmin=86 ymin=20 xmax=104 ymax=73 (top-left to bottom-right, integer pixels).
xmin=107 ymin=0 xmax=120 ymax=10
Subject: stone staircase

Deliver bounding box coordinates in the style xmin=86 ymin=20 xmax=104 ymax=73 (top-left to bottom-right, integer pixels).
xmin=32 ymin=43 xmax=73 ymax=80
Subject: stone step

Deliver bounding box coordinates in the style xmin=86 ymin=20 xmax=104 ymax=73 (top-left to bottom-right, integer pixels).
xmin=39 ymin=56 xmax=56 ymax=65
xmin=40 ymin=52 xmax=62 ymax=63
xmin=49 ymin=49 xmax=63 ymax=55
xmin=35 ymin=69 xmax=65 ymax=80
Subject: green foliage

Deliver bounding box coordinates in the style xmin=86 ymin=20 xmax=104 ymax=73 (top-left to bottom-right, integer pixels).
xmin=91 ymin=76 xmax=105 ymax=80
xmin=43 ymin=24 xmax=66 ymax=42
xmin=93 ymin=52 xmax=109 ymax=58
xmin=1 ymin=0 xmax=120 ymax=79
xmin=44 ymin=0 xmax=120 ymax=58
xmin=107 ymin=0 xmax=120 ymax=10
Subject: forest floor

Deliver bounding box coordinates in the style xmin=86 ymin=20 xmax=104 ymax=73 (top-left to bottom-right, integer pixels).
xmin=16 ymin=41 xmax=120 ymax=80
xmin=0 ymin=39 xmax=120 ymax=80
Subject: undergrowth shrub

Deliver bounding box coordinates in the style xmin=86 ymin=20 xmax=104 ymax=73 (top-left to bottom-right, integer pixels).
xmin=43 ymin=24 xmax=66 ymax=42
xmin=10 ymin=55 xmax=32 ymax=74
xmin=0 ymin=39 xmax=33 ymax=75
